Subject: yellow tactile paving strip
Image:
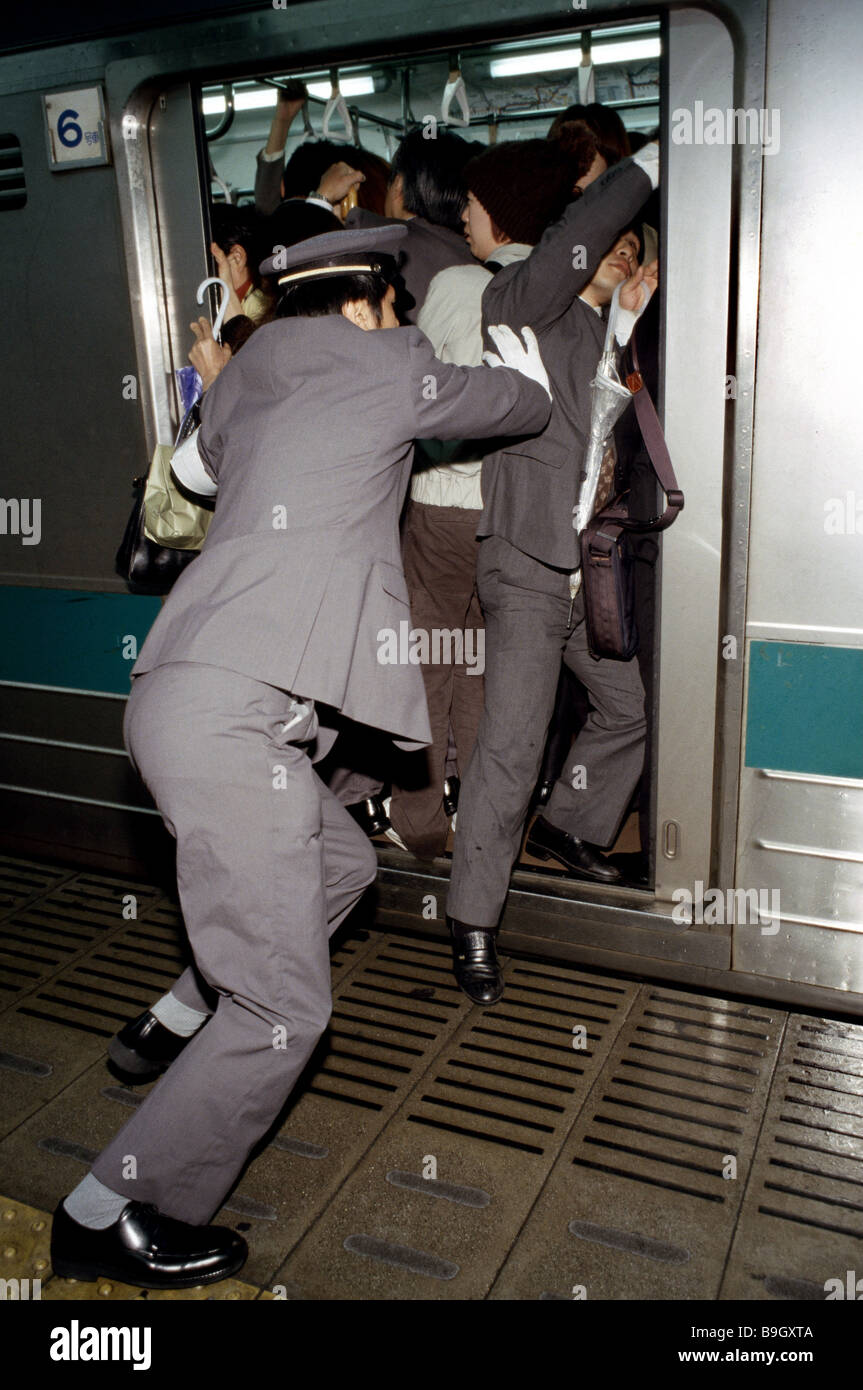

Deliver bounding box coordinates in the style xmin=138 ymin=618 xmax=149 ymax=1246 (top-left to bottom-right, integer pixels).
xmin=0 ymin=1196 xmax=271 ymax=1301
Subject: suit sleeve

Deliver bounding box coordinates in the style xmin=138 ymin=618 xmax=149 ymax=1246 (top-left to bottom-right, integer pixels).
xmin=195 ymin=354 xmax=246 ymax=481
xmin=405 ymin=329 xmax=551 ymax=443
xmin=482 ymin=156 xmax=654 ymax=337
xmin=254 ymin=149 xmax=285 ymax=217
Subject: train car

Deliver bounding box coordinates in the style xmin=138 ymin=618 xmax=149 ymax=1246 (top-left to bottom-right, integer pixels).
xmin=1 ymin=0 xmax=859 ymax=1015
xmin=0 ymin=0 xmax=861 ymax=1320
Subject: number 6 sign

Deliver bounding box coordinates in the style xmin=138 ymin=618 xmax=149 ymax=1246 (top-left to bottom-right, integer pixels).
xmin=44 ymin=87 xmax=111 ymax=169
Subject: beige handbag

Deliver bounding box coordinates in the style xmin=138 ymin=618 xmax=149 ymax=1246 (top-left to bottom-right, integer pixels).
xmin=142 ymin=444 xmax=214 ymax=551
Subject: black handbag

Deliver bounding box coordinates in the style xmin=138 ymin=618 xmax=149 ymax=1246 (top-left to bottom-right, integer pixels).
xmin=581 ymin=333 xmax=683 ymax=661
xmin=114 ymin=402 xmax=203 ymax=596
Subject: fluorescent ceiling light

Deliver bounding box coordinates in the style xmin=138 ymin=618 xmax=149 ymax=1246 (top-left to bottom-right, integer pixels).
xmin=306 ymin=76 xmax=375 ymax=99
xmin=489 ymin=37 xmax=660 ymax=78
xmin=202 ymin=74 xmax=375 ymax=115
xmin=203 ymin=90 xmax=277 ymax=114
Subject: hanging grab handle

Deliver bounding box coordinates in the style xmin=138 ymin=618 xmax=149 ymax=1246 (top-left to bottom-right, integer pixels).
xmin=323 ymin=68 xmax=357 ymax=143
xmin=196 ymin=276 xmax=231 ymax=342
xmin=441 ymin=54 xmax=470 ymax=127
xmin=301 ymin=97 xmax=316 ymax=141
xmin=578 ymin=35 xmax=595 ymax=104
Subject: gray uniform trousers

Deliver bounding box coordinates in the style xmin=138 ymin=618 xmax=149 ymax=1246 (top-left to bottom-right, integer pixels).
xmin=447 ymin=536 xmax=646 ymax=930
xmin=91 ymin=661 xmax=377 ymax=1225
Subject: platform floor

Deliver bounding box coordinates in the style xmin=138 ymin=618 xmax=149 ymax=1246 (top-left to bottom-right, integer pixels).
xmin=1 ymin=853 xmax=862 ymax=1302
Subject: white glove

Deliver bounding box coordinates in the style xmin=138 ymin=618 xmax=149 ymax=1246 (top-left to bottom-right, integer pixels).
xmin=483 ymin=324 xmax=552 ymax=400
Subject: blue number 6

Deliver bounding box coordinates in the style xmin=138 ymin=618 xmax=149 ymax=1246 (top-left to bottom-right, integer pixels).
xmin=58 ymin=109 xmax=83 ymax=148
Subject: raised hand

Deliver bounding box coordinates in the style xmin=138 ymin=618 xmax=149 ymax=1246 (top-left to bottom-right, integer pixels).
xmin=189 ymin=316 xmax=232 ymax=391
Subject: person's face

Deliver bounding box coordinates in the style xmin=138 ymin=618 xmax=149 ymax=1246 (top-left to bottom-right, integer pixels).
xmin=461 ymin=191 xmax=508 ymax=261
xmin=589 ymin=231 xmax=641 ymax=303
xmin=575 ymin=149 xmax=608 ymax=192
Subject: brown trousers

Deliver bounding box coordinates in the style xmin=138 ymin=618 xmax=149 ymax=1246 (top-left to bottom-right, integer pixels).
xmin=389 ymin=501 xmax=485 ymax=859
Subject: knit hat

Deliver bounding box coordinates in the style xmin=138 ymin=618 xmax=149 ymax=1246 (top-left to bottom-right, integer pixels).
xmin=463 ymin=140 xmax=577 ymax=246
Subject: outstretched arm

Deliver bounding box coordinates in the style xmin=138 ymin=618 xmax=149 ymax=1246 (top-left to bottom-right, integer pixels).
xmin=406 ymin=327 xmax=551 ymax=443
xmin=255 ymin=82 xmax=306 ymax=215
xmin=483 ymin=144 xmax=659 ymax=337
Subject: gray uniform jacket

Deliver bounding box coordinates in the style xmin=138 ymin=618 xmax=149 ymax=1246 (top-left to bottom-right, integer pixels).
xmin=479 ymin=156 xmax=654 ymax=570
xmin=346 ymin=208 xmax=477 ymax=322
xmin=132 ymin=315 xmax=550 ymax=747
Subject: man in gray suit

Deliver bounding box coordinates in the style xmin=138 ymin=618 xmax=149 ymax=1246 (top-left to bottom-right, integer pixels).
xmin=51 ymin=225 xmax=551 ymax=1291
xmin=446 ymin=145 xmax=660 ymax=1006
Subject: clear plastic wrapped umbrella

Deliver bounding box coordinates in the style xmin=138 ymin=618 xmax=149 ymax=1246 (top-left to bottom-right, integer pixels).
xmin=570 ymin=280 xmax=635 ymax=593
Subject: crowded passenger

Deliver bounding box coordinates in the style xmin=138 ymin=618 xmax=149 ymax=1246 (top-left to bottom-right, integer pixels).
xmin=445 ymin=143 xmax=659 ymax=1005
xmin=385 ymin=140 xmax=578 ymax=858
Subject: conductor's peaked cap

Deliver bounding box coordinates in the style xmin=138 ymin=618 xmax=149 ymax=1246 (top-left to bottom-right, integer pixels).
xmin=259 ymin=223 xmax=408 ymax=284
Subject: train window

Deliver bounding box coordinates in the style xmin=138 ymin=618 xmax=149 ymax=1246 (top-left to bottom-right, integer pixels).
xmin=200 ymin=24 xmax=660 ymax=203
xmin=0 ymin=133 xmax=26 ymax=210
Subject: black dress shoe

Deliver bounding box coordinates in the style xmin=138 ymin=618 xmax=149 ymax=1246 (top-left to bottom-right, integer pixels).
xmin=347 ymin=795 xmax=391 ymax=837
xmin=107 ymin=1010 xmax=194 ymax=1084
xmin=442 ymin=776 xmax=460 ymax=817
xmin=533 ymin=780 xmax=553 ymax=807
xmin=448 ymin=917 xmax=504 ymax=1005
xmin=51 ymin=1199 xmax=247 ymax=1291
xmin=525 ymin=815 xmax=623 ymax=884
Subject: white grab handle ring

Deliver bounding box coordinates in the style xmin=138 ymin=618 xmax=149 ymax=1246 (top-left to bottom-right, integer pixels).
xmin=441 ymin=70 xmax=470 ymax=128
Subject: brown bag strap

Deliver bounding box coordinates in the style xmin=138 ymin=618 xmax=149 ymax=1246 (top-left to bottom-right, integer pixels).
xmin=617 ymin=328 xmax=684 ymax=533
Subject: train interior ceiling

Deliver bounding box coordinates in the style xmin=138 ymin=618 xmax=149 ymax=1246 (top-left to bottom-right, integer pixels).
xmin=195 ymin=19 xmax=661 ymax=885
xmin=201 ymin=22 xmax=661 ymax=198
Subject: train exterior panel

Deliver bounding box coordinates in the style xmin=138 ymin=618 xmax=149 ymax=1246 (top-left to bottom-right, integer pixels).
xmin=1 ymin=0 xmax=861 ymax=1014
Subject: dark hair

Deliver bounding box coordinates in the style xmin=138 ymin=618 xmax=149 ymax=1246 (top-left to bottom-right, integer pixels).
xmin=274 ymin=266 xmax=394 ymax=324
xmin=263 ymin=199 xmax=342 ymax=256
xmin=281 ymin=142 xmax=391 ymax=214
xmin=281 ymin=141 xmax=346 ymax=198
xmin=549 ymin=118 xmax=602 ymax=184
xmin=548 ymin=102 xmax=631 ymax=165
xmin=210 ymin=204 xmax=265 ymax=286
xmin=390 ymin=128 xmax=473 ymax=233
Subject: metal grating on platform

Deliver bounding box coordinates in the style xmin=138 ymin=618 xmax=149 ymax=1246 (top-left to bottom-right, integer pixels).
xmin=0 ymin=924 xmax=472 ymax=1291
xmin=4 ymin=858 xmax=863 ymax=1302
xmin=0 ymin=872 xmax=163 ymax=1015
xmin=0 ymin=856 xmax=74 ymax=922
xmin=488 ymin=987 xmax=786 ymax=1300
xmin=720 ymin=1014 xmax=863 ymax=1300
xmin=273 ymin=958 xmax=639 ymax=1299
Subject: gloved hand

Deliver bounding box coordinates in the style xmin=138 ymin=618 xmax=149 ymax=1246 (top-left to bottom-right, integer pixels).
xmin=483 ymin=324 xmax=552 ymax=400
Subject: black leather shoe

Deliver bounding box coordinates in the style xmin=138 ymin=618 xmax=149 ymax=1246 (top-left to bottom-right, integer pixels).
xmin=533 ymin=780 xmax=553 ymax=807
xmin=51 ymin=1199 xmax=247 ymax=1291
xmin=525 ymin=815 xmax=623 ymax=884
xmin=107 ymin=1010 xmax=194 ymax=1084
xmin=347 ymin=795 xmax=391 ymax=837
xmin=442 ymin=776 xmax=460 ymax=817
xmin=448 ymin=917 xmax=504 ymax=1005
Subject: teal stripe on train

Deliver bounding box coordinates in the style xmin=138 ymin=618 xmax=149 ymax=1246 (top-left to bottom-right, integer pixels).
xmin=746 ymin=641 xmax=863 ymax=779
xmin=0 ymin=587 xmax=161 ymax=696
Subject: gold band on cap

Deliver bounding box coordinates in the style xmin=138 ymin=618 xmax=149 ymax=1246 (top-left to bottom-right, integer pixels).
xmin=277 ymin=262 xmax=382 ymax=286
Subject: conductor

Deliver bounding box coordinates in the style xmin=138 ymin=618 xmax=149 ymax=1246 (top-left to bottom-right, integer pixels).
xmin=49 ymin=225 xmax=551 ymax=1291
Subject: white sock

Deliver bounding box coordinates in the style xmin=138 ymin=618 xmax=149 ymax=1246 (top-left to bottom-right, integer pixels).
xmin=63 ymin=1174 xmax=130 ymax=1230
xmin=150 ymin=990 xmax=209 ymax=1037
